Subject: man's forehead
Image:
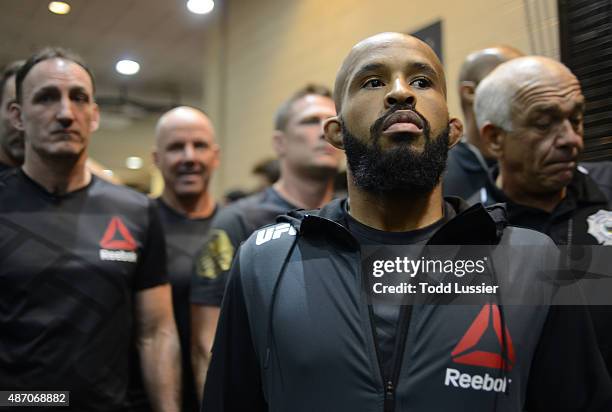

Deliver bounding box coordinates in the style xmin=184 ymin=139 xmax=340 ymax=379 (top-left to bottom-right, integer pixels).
xmin=514 ymin=71 xmax=583 ymax=110
xmin=25 ymin=58 xmax=93 ymax=93
xmin=290 ymin=94 xmax=335 ymax=117
xmin=157 ymin=108 xmax=216 ymax=145
xmin=354 ymin=34 xmax=440 ymax=69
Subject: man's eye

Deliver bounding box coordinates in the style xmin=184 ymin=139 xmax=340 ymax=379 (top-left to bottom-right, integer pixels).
xmin=73 ymin=94 xmax=89 ymax=103
xmin=363 ymin=78 xmax=385 ymax=88
xmin=34 ymin=94 xmax=55 ymax=103
xmin=570 ymin=114 xmax=583 ymax=126
xmin=411 ymin=78 xmax=431 ymax=89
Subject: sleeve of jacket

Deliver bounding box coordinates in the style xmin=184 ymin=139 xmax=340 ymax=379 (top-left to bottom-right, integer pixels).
xmin=525 ymin=305 xmax=612 ymax=411
xmin=201 ymin=252 xmax=268 ymax=412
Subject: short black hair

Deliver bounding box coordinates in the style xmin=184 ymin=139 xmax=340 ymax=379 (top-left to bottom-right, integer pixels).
xmin=16 ymin=47 xmax=95 ymax=102
xmin=0 ymin=60 xmax=24 ymax=104
xmin=273 ymin=84 xmax=332 ymax=131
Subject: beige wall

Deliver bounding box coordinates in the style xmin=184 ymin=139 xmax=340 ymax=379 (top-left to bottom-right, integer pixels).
xmin=201 ymin=0 xmax=559 ymax=196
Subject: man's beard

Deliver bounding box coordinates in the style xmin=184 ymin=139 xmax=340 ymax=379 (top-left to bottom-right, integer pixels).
xmin=342 ymin=107 xmax=450 ymax=196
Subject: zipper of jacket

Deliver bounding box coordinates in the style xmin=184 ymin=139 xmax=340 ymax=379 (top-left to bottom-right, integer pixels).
xmin=367 ymin=295 xmax=414 ymax=412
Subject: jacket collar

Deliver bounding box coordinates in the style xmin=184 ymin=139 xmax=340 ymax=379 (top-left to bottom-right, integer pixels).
xmin=281 ymin=196 xmax=507 ymax=249
xmin=483 ymin=166 xmax=608 ymax=213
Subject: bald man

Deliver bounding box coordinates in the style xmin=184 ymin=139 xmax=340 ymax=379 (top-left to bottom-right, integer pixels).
xmin=444 ymin=46 xmax=523 ymax=199
xmin=202 ymin=34 xmax=612 ymax=412
xmin=472 ymin=56 xmax=612 ymax=374
xmin=152 ymin=106 xmax=219 ymax=411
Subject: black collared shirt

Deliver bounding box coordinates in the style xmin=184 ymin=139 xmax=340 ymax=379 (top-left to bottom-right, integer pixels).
xmin=470 ymin=167 xmax=610 ymax=245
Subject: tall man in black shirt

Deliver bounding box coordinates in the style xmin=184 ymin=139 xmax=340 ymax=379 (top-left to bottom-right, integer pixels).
xmin=153 ymin=106 xmax=219 ymax=411
xmin=0 ymin=61 xmax=24 ymax=172
xmin=190 ymin=84 xmax=342 ymax=403
xmin=472 ymin=55 xmax=612 ymax=373
xmin=1 ymin=48 xmax=181 ymax=412
xmin=443 ymin=46 xmax=523 ymax=199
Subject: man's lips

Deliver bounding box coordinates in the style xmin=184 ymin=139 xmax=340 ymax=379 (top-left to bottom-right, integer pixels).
xmin=51 ymin=129 xmax=80 ymax=138
xmin=382 ymin=110 xmax=424 ymax=134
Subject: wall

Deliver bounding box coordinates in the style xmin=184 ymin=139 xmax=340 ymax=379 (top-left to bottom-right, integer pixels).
xmin=201 ymin=0 xmax=560 ymax=196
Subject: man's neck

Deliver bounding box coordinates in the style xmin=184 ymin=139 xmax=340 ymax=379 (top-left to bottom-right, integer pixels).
xmin=347 ymin=181 xmax=445 ymax=232
xmin=161 ymin=189 xmax=216 ymax=219
xmin=273 ymin=171 xmax=335 ymax=210
xmin=462 ymin=111 xmax=488 ymax=158
xmin=0 ymin=147 xmax=19 ymax=168
xmin=496 ymin=173 xmax=565 ymax=213
xmin=22 ymin=150 xmax=91 ymax=195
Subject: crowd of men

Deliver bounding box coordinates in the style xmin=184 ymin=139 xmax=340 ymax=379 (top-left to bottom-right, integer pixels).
xmin=0 ymin=31 xmax=610 ymax=412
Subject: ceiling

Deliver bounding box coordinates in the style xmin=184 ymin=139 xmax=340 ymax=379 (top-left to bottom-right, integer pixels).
xmin=0 ymin=0 xmax=214 ymax=186
xmin=0 ymin=0 xmax=210 ymax=103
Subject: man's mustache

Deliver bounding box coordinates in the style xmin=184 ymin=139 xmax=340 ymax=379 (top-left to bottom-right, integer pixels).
xmin=370 ymin=104 xmax=430 ymax=141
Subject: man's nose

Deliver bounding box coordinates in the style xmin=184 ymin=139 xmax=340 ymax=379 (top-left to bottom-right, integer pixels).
xmin=183 ymin=143 xmax=196 ymax=161
xmin=385 ymin=77 xmax=416 ymax=108
xmin=56 ymin=96 xmax=74 ymax=127
xmin=556 ymin=119 xmax=584 ymax=153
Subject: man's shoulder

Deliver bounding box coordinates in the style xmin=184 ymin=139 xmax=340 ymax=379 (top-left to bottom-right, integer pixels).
xmin=500 ymin=224 xmax=557 ymax=247
xmin=213 ymin=189 xmax=292 ymax=231
xmin=89 ymin=177 xmax=151 ymax=209
xmin=579 ymin=161 xmax=612 ymax=203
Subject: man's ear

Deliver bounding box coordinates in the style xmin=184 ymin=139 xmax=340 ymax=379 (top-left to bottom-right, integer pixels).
xmin=459 ymin=81 xmax=476 ymax=105
xmin=272 ymin=130 xmax=286 ymax=157
xmin=480 ymin=122 xmax=504 ymax=159
xmin=323 ymin=116 xmax=344 ymax=150
xmin=90 ymin=103 xmax=100 ymax=133
xmin=152 ymin=148 xmax=160 ymax=168
xmin=210 ymin=143 xmax=221 ymax=170
xmin=9 ymin=101 xmax=24 ymax=131
xmin=447 ymin=117 xmax=463 ymax=149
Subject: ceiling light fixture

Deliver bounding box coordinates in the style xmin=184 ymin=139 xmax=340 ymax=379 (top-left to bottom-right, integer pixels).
xmin=115 ymin=60 xmax=140 ymax=75
xmin=187 ymin=0 xmax=214 ymax=15
xmin=48 ymin=1 xmax=71 ymax=15
xmin=125 ymin=156 xmax=143 ymax=170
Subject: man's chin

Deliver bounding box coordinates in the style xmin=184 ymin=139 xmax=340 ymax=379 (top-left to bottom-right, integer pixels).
xmin=300 ymin=162 xmax=338 ymax=180
xmin=174 ymin=183 xmax=206 ymax=198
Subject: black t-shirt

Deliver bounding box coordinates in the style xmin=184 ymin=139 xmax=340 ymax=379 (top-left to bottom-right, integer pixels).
xmin=191 ymin=187 xmax=295 ymax=306
xmin=0 ymin=169 xmax=167 ymax=411
xmin=0 ymin=162 xmax=13 ymax=174
xmin=346 ymin=203 xmax=454 ymax=380
xmin=444 ymin=141 xmax=496 ymax=200
xmin=155 ymin=198 xmax=216 ymax=411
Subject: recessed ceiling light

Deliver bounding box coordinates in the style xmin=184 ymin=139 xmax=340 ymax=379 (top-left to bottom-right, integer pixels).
xmin=115 ymin=60 xmax=140 ymax=76
xmin=102 ymin=169 xmax=114 ymax=177
xmin=48 ymin=1 xmax=71 ymax=15
xmin=125 ymin=156 xmax=143 ymax=170
xmin=187 ymin=0 xmax=214 ymax=15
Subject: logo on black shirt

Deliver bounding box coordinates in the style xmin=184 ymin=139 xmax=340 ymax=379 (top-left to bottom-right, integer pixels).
xmin=444 ymin=304 xmax=514 ymax=393
xmin=99 ymin=216 xmax=138 ymax=263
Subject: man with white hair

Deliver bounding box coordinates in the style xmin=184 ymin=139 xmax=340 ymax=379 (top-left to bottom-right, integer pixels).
xmin=472 ymin=55 xmax=612 ymax=374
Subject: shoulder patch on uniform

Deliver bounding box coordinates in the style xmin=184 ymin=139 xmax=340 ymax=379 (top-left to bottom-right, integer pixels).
xmin=587 ymin=209 xmax=612 ymax=245
xmin=255 ymin=223 xmax=296 ymax=246
xmin=197 ymin=229 xmax=234 ymax=278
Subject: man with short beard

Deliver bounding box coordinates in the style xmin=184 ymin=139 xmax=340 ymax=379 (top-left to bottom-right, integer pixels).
xmin=202 ymin=33 xmax=612 ymax=412
xmin=0 ymin=60 xmax=24 ymax=172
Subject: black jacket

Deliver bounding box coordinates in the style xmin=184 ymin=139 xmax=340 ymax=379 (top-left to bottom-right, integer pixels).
xmin=203 ymin=198 xmax=612 ymax=412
